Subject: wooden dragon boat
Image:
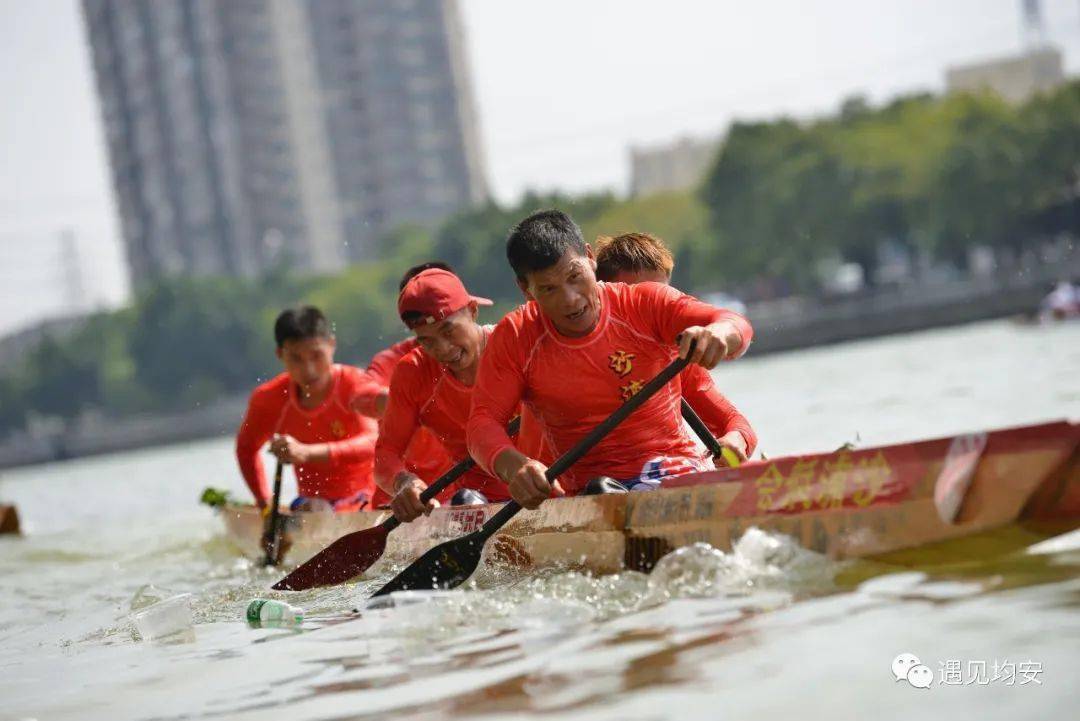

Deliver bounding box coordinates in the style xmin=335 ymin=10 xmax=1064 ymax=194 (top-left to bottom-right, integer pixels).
xmin=214 ymin=420 xmax=1080 ymax=576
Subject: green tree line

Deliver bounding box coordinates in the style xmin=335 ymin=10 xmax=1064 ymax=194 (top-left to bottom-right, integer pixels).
xmin=698 ymin=82 xmax=1080 ymax=293
xmin=1 ymin=82 xmax=1077 ymax=435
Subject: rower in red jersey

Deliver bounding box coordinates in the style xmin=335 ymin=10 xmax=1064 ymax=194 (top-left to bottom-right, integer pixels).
xmin=594 ymin=231 xmax=757 ymax=464
xmin=467 ymin=210 xmax=754 ymax=509
xmin=235 ymin=306 xmax=377 ymax=512
xmin=351 ymin=263 xmax=459 ymax=508
xmin=377 ymin=266 xmax=544 ymax=523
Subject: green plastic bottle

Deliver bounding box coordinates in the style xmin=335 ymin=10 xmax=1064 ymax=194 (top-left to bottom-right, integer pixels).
xmin=246 ymin=599 xmax=303 ymax=628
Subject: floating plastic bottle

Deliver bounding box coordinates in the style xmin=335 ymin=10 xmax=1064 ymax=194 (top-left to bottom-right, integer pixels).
xmin=246 ymin=599 xmax=303 ymax=628
xmin=131 ymin=593 xmax=194 ymax=640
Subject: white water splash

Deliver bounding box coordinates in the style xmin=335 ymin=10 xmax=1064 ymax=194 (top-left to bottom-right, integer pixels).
xmin=329 ymin=527 xmax=834 ymax=663
xmin=646 ymin=528 xmax=835 ymax=603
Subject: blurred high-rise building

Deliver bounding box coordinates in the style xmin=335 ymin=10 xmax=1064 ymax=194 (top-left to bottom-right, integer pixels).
xmin=629 ymin=136 xmax=722 ymax=197
xmin=82 ymin=0 xmax=487 ymax=288
xmin=945 ymin=47 xmax=1064 ymax=105
xmin=945 ymin=1 xmax=1064 ymax=105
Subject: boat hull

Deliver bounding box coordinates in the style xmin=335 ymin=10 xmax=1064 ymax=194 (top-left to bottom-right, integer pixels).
xmin=217 ymin=420 xmax=1080 ymax=576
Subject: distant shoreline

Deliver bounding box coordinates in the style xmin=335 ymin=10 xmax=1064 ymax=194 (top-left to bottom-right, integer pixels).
xmin=745 ymin=275 xmax=1057 ymax=355
xmin=0 ymin=397 xmax=246 ymax=471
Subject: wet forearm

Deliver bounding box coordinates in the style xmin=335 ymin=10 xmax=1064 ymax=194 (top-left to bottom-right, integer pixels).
xmin=493 ymin=447 xmax=528 ymax=485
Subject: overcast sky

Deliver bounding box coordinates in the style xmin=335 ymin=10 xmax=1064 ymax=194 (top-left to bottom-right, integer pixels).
xmin=2 ymin=0 xmax=1079 ymax=334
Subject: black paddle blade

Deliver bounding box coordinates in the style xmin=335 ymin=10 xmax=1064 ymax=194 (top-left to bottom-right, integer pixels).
xmin=272 ymin=524 xmax=390 ymax=591
xmin=371 ymin=531 xmax=486 ymax=597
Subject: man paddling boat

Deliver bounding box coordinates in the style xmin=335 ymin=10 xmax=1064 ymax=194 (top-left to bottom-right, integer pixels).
xmin=467 ymin=210 xmax=753 ymax=509
xmin=594 ymin=231 xmax=757 ymax=464
xmin=236 ymin=306 xmax=378 ymax=512
xmin=350 ymin=263 xmax=460 ymax=507
xmin=377 ymin=268 xmax=546 ymax=522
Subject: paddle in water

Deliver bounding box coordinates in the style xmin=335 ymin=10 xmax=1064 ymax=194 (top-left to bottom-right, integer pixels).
xmin=680 ymin=399 xmax=742 ymax=468
xmin=272 ymin=418 xmax=523 ymax=590
xmin=261 ymin=460 xmax=286 ymax=566
xmin=371 ymin=349 xmax=694 ymax=597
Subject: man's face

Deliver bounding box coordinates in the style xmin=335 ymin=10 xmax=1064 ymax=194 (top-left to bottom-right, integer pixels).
xmin=277 ymin=337 xmax=336 ymax=393
xmin=609 ymin=268 xmax=671 ymax=286
xmin=519 ymin=248 xmax=601 ymax=337
xmin=413 ymin=306 xmax=483 ymax=374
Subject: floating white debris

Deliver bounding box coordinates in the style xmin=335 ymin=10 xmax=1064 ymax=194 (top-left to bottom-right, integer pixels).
xmin=130 ymin=593 xmax=193 ymax=641
xmin=1026 ymin=528 xmax=1080 ymax=555
xmin=856 ymin=572 xmax=928 ymax=598
xmin=362 ymin=589 xmax=460 ymax=612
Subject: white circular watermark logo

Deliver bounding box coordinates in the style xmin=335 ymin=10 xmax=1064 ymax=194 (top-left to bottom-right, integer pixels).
xmin=907 ymin=664 xmax=934 ymax=689
xmin=892 ymin=653 xmax=922 ymax=684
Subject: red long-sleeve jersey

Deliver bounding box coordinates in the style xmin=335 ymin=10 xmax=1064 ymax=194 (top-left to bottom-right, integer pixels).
xmin=235 ymin=365 xmax=377 ymax=506
xmin=467 ymin=281 xmax=753 ymax=492
xmin=351 ymin=338 xmax=455 ymax=506
xmin=375 ymin=326 xmax=544 ymax=502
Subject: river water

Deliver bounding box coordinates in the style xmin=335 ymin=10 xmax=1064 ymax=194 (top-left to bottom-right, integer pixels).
xmin=1 ymin=320 xmax=1078 ymax=720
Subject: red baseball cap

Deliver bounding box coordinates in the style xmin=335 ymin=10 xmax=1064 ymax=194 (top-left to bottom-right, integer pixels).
xmin=397 ymin=269 xmax=493 ymax=329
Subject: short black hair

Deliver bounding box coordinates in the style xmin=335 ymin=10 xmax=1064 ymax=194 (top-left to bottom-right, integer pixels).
xmin=506 ymin=209 xmax=586 ymax=281
xmin=274 ymin=306 xmax=332 ymax=348
xmin=398 ymin=261 xmax=453 ymax=291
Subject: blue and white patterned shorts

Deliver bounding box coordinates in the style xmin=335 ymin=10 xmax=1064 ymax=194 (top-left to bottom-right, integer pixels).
xmin=620 ymin=455 xmax=714 ymax=492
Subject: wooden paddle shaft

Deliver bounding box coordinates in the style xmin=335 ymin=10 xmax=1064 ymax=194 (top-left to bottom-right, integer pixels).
xmin=680 ymin=399 xmax=722 ymax=456
xmin=381 ymin=416 xmax=523 ymax=533
xmin=476 ymin=351 xmax=693 ymax=541
xmin=263 ymin=460 xmax=284 ymax=566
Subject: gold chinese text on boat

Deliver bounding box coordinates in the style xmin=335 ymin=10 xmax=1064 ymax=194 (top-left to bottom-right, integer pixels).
xmin=754 ymin=450 xmax=894 ymax=512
